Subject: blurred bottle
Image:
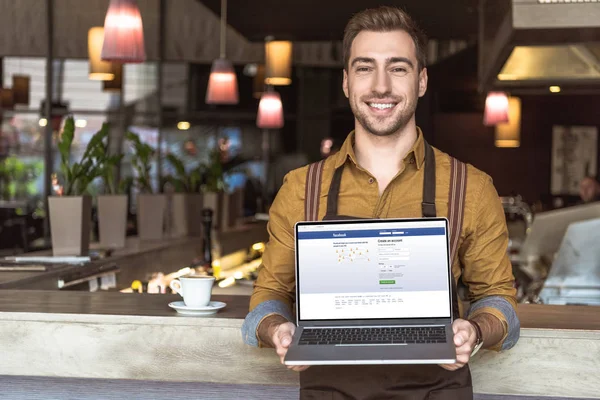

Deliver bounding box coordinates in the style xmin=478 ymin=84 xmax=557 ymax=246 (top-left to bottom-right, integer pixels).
xmin=201 ymin=208 xmax=214 ymax=276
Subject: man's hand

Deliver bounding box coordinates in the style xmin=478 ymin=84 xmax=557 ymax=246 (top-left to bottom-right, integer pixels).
xmin=439 ymin=318 xmax=477 ymax=371
xmin=269 ymin=321 xmax=310 ymax=372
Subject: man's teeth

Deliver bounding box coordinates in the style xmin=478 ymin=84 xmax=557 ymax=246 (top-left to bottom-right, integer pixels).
xmin=368 ymin=103 xmax=395 ymax=109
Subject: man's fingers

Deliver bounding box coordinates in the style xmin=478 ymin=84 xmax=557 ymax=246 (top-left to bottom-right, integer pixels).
xmin=275 ymin=323 xmax=295 ymax=347
xmin=454 ymin=330 xmax=470 ymax=347
xmin=280 ymin=333 xmax=292 ymax=348
xmin=456 ymin=353 xmax=470 ymax=365
xmin=456 ymin=343 xmax=473 ymax=356
xmin=438 ymin=363 xmax=459 ymax=371
xmin=276 ymin=346 xmax=287 ymax=358
xmin=288 ymin=365 xmax=310 ymax=372
xmin=438 ymin=361 xmax=466 ymax=371
xmin=273 ymin=322 xmax=297 ymax=365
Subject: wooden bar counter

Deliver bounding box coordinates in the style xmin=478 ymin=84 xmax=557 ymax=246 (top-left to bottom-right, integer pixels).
xmin=0 ymin=290 xmax=598 ymax=399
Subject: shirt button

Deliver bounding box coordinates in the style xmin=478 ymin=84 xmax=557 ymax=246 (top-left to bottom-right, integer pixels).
xmin=409 ymin=157 xmax=415 ymax=164
xmin=368 ymin=178 xmax=375 ymax=184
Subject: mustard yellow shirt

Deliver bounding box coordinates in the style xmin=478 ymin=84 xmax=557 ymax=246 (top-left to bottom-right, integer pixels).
xmin=250 ymin=129 xmax=517 ymax=351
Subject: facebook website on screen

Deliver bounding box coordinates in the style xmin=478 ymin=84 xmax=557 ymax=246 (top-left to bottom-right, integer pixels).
xmin=297 ymin=220 xmax=451 ymax=320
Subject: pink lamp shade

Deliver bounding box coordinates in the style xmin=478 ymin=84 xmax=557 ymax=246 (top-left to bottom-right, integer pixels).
xmin=483 ymin=92 xmax=509 ymax=126
xmin=101 ymin=0 xmax=146 ymax=63
xmin=206 ymin=58 xmax=239 ymax=105
xmin=257 ymin=91 xmax=284 ymax=129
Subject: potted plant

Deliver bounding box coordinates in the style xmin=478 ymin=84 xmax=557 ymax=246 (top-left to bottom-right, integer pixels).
xmin=127 ymin=131 xmax=165 ymax=240
xmin=95 ymin=125 xmax=129 ymax=249
xmin=50 ymin=116 xmax=105 ymax=255
xmin=165 ymin=153 xmax=203 ymax=237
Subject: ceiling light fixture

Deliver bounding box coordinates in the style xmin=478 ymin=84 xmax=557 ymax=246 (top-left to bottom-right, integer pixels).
xmin=265 ymin=39 xmax=293 ymax=86
xmin=495 ymin=97 xmax=522 ymax=148
xmin=177 ymin=121 xmax=191 ymax=130
xmin=101 ymin=0 xmax=146 ymax=63
xmin=206 ymin=0 xmax=239 ymax=104
xmin=483 ymin=92 xmax=510 ymax=126
xmin=257 ymin=88 xmax=284 ymax=129
xmin=89 ymin=27 xmax=115 ymax=80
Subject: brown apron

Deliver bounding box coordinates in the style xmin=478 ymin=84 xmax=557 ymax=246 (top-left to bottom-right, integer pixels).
xmin=299 ymin=141 xmax=473 ymax=400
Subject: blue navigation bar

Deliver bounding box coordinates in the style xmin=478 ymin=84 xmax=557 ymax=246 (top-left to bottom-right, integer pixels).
xmin=297 ymin=227 xmax=445 ymax=240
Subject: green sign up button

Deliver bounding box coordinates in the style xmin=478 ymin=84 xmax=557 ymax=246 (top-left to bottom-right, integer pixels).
xmin=379 ymin=280 xmax=396 ymax=284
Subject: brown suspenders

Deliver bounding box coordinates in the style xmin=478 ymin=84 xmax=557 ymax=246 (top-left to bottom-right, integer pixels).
xmin=303 ymin=155 xmax=468 ymax=264
xmin=447 ymin=158 xmax=468 ymax=264
xmin=304 ymin=159 xmax=326 ymax=223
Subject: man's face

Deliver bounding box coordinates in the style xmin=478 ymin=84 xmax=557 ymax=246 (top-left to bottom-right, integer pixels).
xmin=343 ymin=30 xmax=428 ymax=137
xmin=579 ymin=177 xmax=600 ymax=203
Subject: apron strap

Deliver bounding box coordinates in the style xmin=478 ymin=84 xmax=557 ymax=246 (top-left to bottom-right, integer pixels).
xmin=448 ymin=157 xmax=468 ymax=265
xmin=304 ymin=160 xmax=326 ymax=222
xmin=324 ymin=166 xmax=344 ymax=219
xmin=447 ymin=156 xmax=468 ymax=319
xmin=422 ymin=141 xmax=437 ymax=218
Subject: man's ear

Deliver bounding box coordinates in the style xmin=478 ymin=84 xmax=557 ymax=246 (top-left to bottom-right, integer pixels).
xmin=343 ymin=69 xmax=349 ymax=98
xmin=418 ymin=67 xmax=428 ymax=98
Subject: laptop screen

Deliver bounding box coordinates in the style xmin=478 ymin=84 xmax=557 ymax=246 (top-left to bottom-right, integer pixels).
xmin=296 ymin=219 xmax=451 ymax=321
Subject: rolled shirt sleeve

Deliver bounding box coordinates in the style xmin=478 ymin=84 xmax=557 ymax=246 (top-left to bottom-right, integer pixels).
xmin=242 ymin=171 xmax=303 ymax=347
xmin=460 ymin=173 xmax=520 ymax=351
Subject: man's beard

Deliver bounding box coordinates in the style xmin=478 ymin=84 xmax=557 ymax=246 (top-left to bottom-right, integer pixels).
xmin=350 ymin=93 xmax=418 ymax=137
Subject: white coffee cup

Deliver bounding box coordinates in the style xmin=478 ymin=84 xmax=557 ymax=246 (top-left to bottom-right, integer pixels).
xmin=170 ymin=275 xmax=215 ymax=307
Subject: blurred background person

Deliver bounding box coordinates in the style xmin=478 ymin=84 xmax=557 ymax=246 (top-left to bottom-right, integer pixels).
xmin=579 ymin=176 xmax=600 ymax=203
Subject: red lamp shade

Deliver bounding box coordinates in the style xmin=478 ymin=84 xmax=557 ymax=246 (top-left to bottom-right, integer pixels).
xmin=206 ymin=58 xmax=239 ymax=105
xmin=257 ymin=91 xmax=284 ymax=129
xmin=483 ymin=92 xmax=509 ymax=126
xmin=101 ymin=0 xmax=146 ymax=63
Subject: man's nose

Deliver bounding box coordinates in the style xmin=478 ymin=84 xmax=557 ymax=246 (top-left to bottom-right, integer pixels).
xmin=371 ymin=69 xmax=392 ymax=95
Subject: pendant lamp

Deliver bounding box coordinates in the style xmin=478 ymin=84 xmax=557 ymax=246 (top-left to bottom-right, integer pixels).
xmin=89 ymin=27 xmax=115 ymax=80
xmin=101 ymin=0 xmax=146 ymax=63
xmin=206 ymin=0 xmax=239 ymax=104
xmin=265 ymin=40 xmax=293 ymax=86
xmin=495 ymin=97 xmax=521 ymax=148
xmin=483 ymin=92 xmax=509 ymax=126
xmin=257 ymin=88 xmax=284 ymax=129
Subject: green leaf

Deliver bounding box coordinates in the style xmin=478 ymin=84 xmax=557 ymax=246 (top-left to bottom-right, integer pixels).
xmin=126 ymin=131 xmax=155 ymax=194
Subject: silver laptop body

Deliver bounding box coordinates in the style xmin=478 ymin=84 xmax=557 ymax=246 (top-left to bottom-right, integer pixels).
xmin=284 ymin=217 xmax=456 ymax=365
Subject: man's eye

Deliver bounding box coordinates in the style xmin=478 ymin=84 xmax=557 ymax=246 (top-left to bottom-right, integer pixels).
xmin=392 ymin=68 xmax=407 ymax=73
xmin=356 ymin=67 xmax=371 ymax=72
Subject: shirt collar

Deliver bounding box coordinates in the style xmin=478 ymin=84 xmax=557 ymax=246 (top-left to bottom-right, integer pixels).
xmin=333 ymin=127 xmax=426 ymax=170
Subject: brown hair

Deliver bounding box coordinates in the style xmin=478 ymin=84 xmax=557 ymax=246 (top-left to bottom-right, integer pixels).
xmin=343 ymin=6 xmax=428 ymax=71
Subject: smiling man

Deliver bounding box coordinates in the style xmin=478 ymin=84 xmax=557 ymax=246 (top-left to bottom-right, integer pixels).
xmin=242 ymin=6 xmax=520 ymax=399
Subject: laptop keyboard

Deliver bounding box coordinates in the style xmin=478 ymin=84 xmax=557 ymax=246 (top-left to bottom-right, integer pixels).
xmin=298 ymin=326 xmax=447 ymax=345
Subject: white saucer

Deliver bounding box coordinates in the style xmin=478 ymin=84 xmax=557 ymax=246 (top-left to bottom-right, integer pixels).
xmin=168 ymin=301 xmax=227 ymax=316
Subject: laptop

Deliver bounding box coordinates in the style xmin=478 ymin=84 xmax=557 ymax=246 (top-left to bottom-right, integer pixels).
xmin=284 ymin=217 xmax=456 ymax=365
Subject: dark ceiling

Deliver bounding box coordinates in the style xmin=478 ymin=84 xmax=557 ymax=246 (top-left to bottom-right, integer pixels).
xmin=198 ymin=0 xmax=480 ymax=42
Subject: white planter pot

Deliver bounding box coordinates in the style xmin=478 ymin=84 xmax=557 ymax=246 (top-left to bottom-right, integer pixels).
xmin=48 ymin=195 xmax=92 ymax=256
xmin=97 ymin=194 xmax=128 ymax=249
xmin=137 ymin=194 xmax=166 ymax=240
